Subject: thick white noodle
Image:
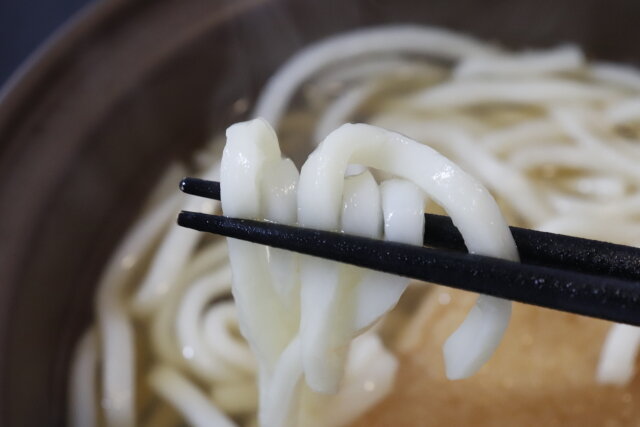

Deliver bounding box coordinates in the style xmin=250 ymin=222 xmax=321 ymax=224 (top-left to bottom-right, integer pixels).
xmin=312 ymin=56 xmax=426 ymax=89
xmin=253 ymin=25 xmax=499 ymax=127
xmin=591 ymin=62 xmax=640 ymax=91
xmin=150 ymin=241 xmax=230 ymax=368
xmin=315 ymin=60 xmax=446 ymax=105
xmin=351 ymin=179 xmax=426 ymax=332
xmin=605 ymin=98 xmax=640 ymax=123
xmin=548 ymin=191 xmax=640 ymax=217
xmin=69 ymin=328 xmax=97 ymax=427
xmin=148 ymin=365 xmax=236 ymax=427
xmin=221 ymin=119 xmax=300 ymax=422
xmin=323 ymin=333 xmax=398 ymax=427
xmin=297 ymin=123 xmax=518 ymax=380
xmin=261 ymin=158 xmax=300 ymax=308
xmin=313 ymin=61 xmax=447 ymax=142
xmin=480 ymin=120 xmax=566 ymax=153
xmin=371 ymin=116 xmax=550 ymax=225
xmin=558 ymin=174 xmax=626 ymax=199
xmin=379 ymin=179 xmax=426 ymax=246
xmin=597 ymin=324 xmax=640 ymax=385
xmin=296 ymin=170 xmax=385 ymax=393
xmin=129 ymin=196 xmax=206 ymax=315
xmin=509 ymin=145 xmax=640 ymax=182
xmin=261 ymin=337 xmax=304 ymax=427
xmin=551 ymin=108 xmax=640 ymax=181
xmin=130 ymin=165 xmax=222 ymax=316
xmin=454 ymin=45 xmax=584 ymax=78
xmin=406 ymin=78 xmax=620 ymax=109
xmin=97 ymin=193 xmax=182 ymax=427
xmin=314 ymin=83 xmax=374 ymax=141
xmin=202 ymin=302 xmax=257 ymax=375
xmin=174 ymin=268 xmax=247 ymax=383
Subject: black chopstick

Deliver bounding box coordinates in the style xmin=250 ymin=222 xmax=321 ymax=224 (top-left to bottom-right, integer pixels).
xmin=179 ymin=177 xmax=640 ymax=283
xmin=180 ymin=177 xmax=220 ymax=200
xmin=177 ymin=211 xmax=640 ymax=326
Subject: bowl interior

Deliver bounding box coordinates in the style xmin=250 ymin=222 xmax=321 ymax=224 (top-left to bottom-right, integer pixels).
xmin=2 ymin=0 xmax=640 ymax=424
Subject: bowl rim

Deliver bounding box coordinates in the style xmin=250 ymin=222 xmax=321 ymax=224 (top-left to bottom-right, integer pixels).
xmin=0 ymin=0 xmax=270 ymax=420
xmin=0 ymin=0 xmax=140 ymax=417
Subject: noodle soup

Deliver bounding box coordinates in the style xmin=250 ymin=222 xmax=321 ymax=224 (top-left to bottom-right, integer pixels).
xmin=70 ymin=25 xmax=640 ymax=426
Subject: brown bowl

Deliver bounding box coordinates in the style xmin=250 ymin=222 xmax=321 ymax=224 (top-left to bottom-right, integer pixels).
xmin=1 ymin=0 xmax=640 ymax=424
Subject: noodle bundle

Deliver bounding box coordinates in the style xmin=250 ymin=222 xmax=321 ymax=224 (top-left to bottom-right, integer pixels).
xmin=220 ymin=118 xmax=515 ymax=424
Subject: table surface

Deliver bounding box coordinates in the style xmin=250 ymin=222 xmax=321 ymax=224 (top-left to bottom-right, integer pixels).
xmin=0 ymin=0 xmax=95 ymax=89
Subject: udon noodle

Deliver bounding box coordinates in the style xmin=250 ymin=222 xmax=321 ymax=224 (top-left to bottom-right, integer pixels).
xmin=70 ymin=25 xmax=640 ymax=426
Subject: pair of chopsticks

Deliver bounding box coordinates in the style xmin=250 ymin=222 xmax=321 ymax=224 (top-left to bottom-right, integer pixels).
xmin=177 ymin=177 xmax=640 ymax=326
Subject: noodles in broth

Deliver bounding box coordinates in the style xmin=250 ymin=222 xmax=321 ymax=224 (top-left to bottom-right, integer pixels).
xmin=70 ymin=25 xmax=640 ymax=426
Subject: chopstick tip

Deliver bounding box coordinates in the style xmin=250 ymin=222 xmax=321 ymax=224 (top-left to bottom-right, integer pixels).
xmin=179 ymin=177 xmax=189 ymax=193
xmin=179 ymin=177 xmax=221 ymax=200
xmin=177 ymin=210 xmax=194 ymax=226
